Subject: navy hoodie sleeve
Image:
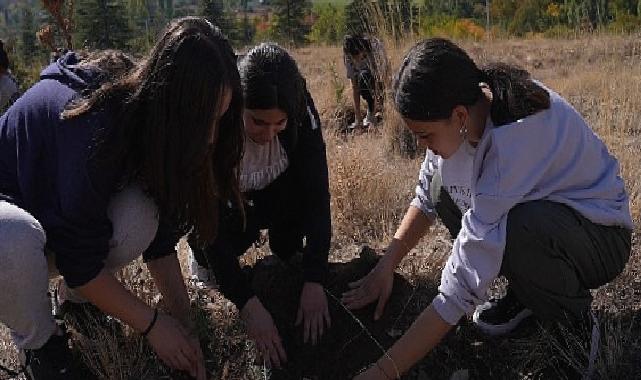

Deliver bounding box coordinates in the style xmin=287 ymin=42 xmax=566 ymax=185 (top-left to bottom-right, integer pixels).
xmin=294 ymin=92 xmax=331 ymax=284
xmin=2 ymin=79 xmax=114 ymax=288
xmin=1 ymin=54 xmax=186 ymax=287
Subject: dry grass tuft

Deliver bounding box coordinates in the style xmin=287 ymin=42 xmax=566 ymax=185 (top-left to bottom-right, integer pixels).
xmin=326 ymin=131 xmax=419 ymax=243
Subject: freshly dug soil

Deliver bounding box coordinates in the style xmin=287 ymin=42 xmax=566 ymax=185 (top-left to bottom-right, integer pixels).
xmin=250 ymin=246 xmax=425 ymax=380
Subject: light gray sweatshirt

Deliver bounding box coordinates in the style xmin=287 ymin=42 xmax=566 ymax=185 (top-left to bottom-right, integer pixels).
xmin=412 ymin=86 xmax=633 ymax=325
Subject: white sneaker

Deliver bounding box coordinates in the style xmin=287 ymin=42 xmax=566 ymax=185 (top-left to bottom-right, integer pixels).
xmin=348 ymin=121 xmax=362 ymax=130
xmin=364 ymin=110 xmax=376 ymax=126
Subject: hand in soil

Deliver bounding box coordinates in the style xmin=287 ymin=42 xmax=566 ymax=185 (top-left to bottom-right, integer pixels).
xmin=342 ymin=259 xmax=395 ymax=320
xmin=241 ymin=296 xmax=287 ymax=368
xmin=146 ymin=313 xmax=207 ymax=379
xmin=296 ymin=282 xmax=331 ymax=345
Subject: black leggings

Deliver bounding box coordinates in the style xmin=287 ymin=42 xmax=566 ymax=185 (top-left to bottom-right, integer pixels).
xmin=356 ymin=70 xmax=375 ymax=114
xmin=434 ymin=187 xmax=631 ymax=322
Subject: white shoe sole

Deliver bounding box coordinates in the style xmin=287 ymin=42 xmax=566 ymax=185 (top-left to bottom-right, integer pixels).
xmin=472 ymin=302 xmax=533 ymax=336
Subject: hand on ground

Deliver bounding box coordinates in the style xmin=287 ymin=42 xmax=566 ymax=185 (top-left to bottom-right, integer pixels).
xmin=342 ymin=259 xmax=394 ymax=320
xmin=241 ymin=296 xmax=287 ymax=368
xmin=146 ymin=313 xmax=207 ymax=379
xmin=296 ymin=282 xmax=331 ymax=345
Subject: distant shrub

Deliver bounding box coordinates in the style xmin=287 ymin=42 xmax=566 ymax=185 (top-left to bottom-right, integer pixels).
xmin=543 ymin=24 xmax=579 ymax=38
xmin=420 ymin=15 xmax=485 ymax=40
xmin=308 ymin=3 xmax=346 ymax=44
xmin=608 ymin=13 xmax=641 ymax=34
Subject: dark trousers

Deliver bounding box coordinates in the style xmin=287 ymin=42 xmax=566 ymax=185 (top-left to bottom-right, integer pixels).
xmin=357 ymin=70 xmax=375 ymax=114
xmin=190 ymin=171 xmax=304 ymax=307
xmin=434 ymin=187 xmax=631 ymax=322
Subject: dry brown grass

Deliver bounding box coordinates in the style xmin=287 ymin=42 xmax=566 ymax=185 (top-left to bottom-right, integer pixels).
xmin=325 ymin=131 xmax=420 ymax=243
xmin=1 ymin=36 xmax=641 ymax=380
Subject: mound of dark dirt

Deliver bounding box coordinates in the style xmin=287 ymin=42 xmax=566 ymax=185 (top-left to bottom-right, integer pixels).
xmin=250 ymin=246 xmax=428 ymax=380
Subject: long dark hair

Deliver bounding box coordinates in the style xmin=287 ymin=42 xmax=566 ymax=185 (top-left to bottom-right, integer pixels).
xmin=343 ymin=34 xmax=371 ymax=56
xmin=393 ymin=38 xmax=550 ymax=126
xmin=62 ymin=17 xmax=244 ymax=245
xmin=238 ymin=42 xmax=310 ymax=147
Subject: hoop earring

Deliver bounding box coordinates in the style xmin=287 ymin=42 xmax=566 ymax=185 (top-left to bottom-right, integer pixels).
xmin=459 ymin=123 xmax=468 ymax=141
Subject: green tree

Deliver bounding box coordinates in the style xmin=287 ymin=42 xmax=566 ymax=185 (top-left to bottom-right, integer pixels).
xmin=611 ymin=0 xmax=639 ymax=15
xmin=75 ymin=0 xmax=132 ymax=49
xmin=345 ymin=0 xmax=368 ymax=35
xmin=126 ymin=0 xmax=166 ymax=54
xmin=508 ymin=0 xmax=548 ymax=34
xmin=20 ymin=7 xmax=36 ymax=61
xmin=424 ymin=0 xmax=477 ymax=18
xmin=239 ymin=0 xmax=256 ymax=45
xmin=200 ymin=0 xmax=239 ymax=42
xmin=272 ymin=0 xmax=311 ymax=45
xmin=563 ymin=0 xmax=610 ymax=28
xmin=308 ymin=3 xmax=346 ymax=44
xmin=491 ymin=0 xmax=518 ymax=28
xmin=157 ymin=0 xmax=174 ymax=19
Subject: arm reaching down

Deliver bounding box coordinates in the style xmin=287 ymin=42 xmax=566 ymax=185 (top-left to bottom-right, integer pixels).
xmin=353 ymin=305 xmax=452 ymax=380
xmin=76 ymin=271 xmax=206 ymax=379
xmin=343 ymin=150 xmax=438 ymax=319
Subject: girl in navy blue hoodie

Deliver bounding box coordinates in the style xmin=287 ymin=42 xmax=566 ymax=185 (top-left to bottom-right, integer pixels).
xmin=0 ymin=18 xmax=243 ymax=380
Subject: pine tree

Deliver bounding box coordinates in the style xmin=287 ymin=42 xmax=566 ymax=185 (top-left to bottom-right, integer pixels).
xmin=127 ymin=0 xmax=166 ymax=54
xmin=240 ymin=4 xmax=255 ymax=44
xmin=20 ymin=6 xmax=36 ymax=61
xmin=200 ymin=0 xmax=225 ymax=25
xmin=157 ymin=0 xmax=174 ymax=19
xmin=199 ymin=0 xmax=238 ymax=41
xmin=75 ymin=0 xmax=132 ymax=49
xmin=272 ymin=0 xmax=311 ymax=45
